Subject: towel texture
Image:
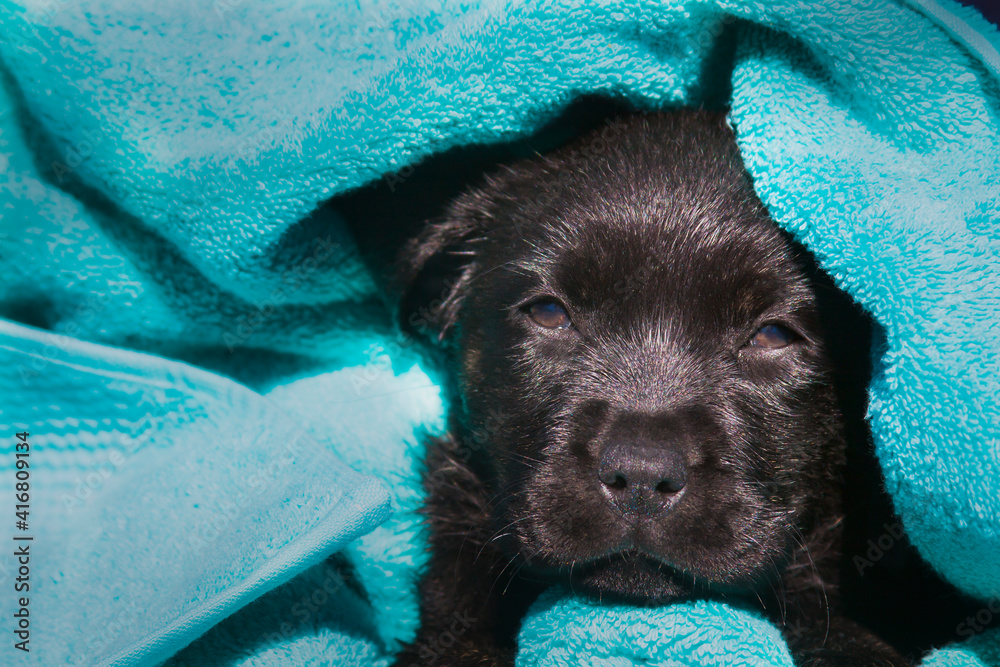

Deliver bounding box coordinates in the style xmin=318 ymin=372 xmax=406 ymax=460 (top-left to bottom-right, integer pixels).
xmin=1 ymin=0 xmax=998 ymax=664
xmin=0 ymin=320 xmax=391 ymax=666
xmin=517 ymin=589 xmax=799 ymax=667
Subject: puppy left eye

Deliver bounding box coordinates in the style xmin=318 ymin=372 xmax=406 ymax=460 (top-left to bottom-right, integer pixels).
xmin=748 ymin=323 xmax=796 ymax=349
xmin=527 ymin=300 xmax=572 ymax=329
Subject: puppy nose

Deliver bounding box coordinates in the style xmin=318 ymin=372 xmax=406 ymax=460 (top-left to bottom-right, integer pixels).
xmin=598 ymin=442 xmax=687 ymax=515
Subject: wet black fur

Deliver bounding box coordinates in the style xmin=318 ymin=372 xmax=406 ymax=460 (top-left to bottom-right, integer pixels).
xmin=391 ymin=111 xmax=914 ymax=666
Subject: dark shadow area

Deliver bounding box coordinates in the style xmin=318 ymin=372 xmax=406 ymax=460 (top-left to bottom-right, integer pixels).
xmin=961 ymin=0 xmax=1000 ymax=28
xmin=696 ymin=17 xmax=740 ymax=109
xmin=0 ymin=289 xmax=61 ymax=332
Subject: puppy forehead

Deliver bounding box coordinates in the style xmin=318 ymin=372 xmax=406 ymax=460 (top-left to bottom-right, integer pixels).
xmin=510 ymin=211 xmax=798 ymax=307
xmin=470 ymin=111 xmax=810 ymax=318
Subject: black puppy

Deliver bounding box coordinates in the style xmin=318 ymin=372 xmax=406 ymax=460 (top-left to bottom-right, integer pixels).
xmin=393 ymin=111 xmax=905 ymax=666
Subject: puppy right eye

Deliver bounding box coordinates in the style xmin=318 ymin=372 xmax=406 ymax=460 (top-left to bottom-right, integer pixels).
xmin=527 ymin=300 xmax=572 ymax=329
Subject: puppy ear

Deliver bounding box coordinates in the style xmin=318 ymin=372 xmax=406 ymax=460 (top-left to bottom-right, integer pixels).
xmin=396 ymin=193 xmax=489 ymax=342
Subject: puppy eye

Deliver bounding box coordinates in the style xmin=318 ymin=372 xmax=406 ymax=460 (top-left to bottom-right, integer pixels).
xmin=749 ymin=323 xmax=796 ymax=349
xmin=527 ymin=300 xmax=572 ymax=329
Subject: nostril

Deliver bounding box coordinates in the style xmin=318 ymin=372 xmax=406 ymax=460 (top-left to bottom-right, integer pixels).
xmin=655 ymin=478 xmax=685 ymax=494
xmin=599 ymin=466 xmax=629 ymax=490
xmin=608 ymin=474 xmax=628 ymax=490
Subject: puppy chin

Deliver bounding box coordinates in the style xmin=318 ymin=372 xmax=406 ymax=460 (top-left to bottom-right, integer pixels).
xmin=564 ymin=552 xmax=695 ymax=605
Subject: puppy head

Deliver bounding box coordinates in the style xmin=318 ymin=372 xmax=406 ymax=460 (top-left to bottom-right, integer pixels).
xmin=400 ymin=111 xmax=844 ymax=603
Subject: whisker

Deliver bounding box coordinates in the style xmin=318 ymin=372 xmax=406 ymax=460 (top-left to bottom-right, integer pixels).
xmin=476 ymin=516 xmax=530 ymax=563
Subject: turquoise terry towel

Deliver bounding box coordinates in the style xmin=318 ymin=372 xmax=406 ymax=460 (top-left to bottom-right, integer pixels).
xmin=1 ymin=0 xmax=999 ymax=665
xmin=0 ymin=320 xmax=392 ymax=666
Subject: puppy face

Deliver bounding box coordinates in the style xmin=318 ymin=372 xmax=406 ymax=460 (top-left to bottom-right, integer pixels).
xmin=403 ymin=112 xmax=843 ymax=603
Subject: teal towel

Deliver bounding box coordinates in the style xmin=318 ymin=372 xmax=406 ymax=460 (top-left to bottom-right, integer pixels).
xmin=0 ymin=321 xmax=391 ymax=666
xmin=518 ymin=589 xmax=795 ymax=666
xmin=1 ymin=0 xmax=998 ymax=665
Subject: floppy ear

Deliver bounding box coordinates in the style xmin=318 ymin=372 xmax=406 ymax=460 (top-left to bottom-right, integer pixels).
xmin=395 ymin=191 xmax=491 ymax=342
